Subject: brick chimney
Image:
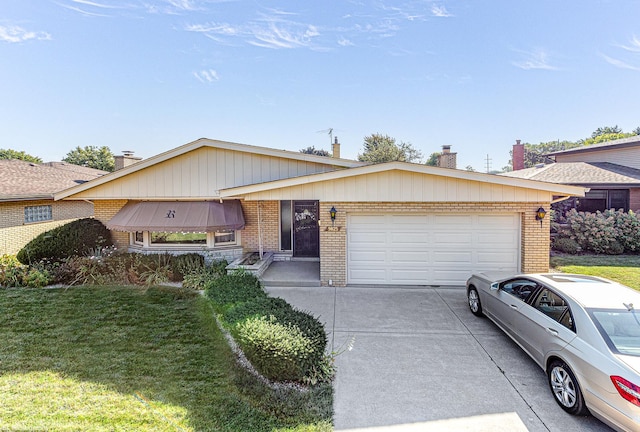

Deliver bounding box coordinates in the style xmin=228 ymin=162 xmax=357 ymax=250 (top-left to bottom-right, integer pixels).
xmin=437 ymin=145 xmax=457 ymax=169
xmin=332 ymin=137 xmax=341 ymax=159
xmin=114 ymin=150 xmax=142 ymax=170
xmin=512 ymin=140 xmax=525 ymax=171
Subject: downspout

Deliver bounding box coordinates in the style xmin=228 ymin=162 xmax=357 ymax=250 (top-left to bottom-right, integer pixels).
xmin=257 ymin=201 xmax=264 ymax=260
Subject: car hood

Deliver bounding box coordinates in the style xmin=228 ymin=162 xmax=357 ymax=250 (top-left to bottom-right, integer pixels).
xmin=617 ymin=354 xmax=640 ymax=375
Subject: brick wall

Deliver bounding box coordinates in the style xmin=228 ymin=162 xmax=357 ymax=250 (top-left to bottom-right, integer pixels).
xmin=93 ymin=200 xmax=129 ymax=249
xmin=241 ymin=201 xmax=280 ymax=253
xmin=630 ymin=188 xmax=640 ymax=212
xmin=318 ymin=201 xmax=550 ymax=286
xmin=0 ymin=199 xmax=94 ymax=255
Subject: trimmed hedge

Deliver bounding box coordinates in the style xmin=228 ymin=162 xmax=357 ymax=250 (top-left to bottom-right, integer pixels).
xmin=17 ymin=218 xmax=112 ymax=264
xmin=206 ymin=272 xmax=331 ymax=384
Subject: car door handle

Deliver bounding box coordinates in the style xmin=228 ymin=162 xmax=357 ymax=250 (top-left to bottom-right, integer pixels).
xmin=547 ymin=328 xmax=559 ymax=336
xmin=510 ymin=304 xmax=518 ymax=310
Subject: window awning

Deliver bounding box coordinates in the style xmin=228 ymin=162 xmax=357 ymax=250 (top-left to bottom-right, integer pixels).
xmin=106 ymin=200 xmax=245 ymax=232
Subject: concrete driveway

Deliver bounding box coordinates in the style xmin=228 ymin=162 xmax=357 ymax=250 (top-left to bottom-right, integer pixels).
xmin=266 ymin=285 xmax=614 ymax=432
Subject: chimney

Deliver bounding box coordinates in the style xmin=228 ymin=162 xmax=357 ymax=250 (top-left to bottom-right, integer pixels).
xmin=437 ymin=145 xmax=457 ymax=169
xmin=332 ymin=137 xmax=341 ymax=159
xmin=512 ymin=140 xmax=525 ymax=171
xmin=115 ymin=150 xmax=142 ymax=170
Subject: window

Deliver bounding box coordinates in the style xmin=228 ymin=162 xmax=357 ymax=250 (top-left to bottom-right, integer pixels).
xmin=533 ymin=288 xmax=574 ymax=331
xmin=213 ymin=229 xmax=236 ymax=246
xmin=576 ymin=189 xmax=629 ymax=212
xmin=24 ymin=205 xmax=52 ymax=223
xmin=280 ymin=200 xmax=292 ymax=251
xmin=150 ymin=232 xmax=207 ymax=245
xmin=133 ymin=231 xmax=144 ymax=245
xmin=501 ymin=279 xmax=539 ymax=302
xmin=590 ymin=309 xmax=640 ymax=356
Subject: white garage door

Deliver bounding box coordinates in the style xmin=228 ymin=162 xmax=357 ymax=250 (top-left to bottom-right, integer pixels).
xmin=347 ymin=213 xmax=520 ymax=286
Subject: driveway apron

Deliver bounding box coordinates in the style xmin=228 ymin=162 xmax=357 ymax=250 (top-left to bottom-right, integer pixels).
xmin=266 ymin=286 xmax=613 ymax=432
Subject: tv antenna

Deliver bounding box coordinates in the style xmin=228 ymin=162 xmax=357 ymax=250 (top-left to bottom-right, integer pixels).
xmin=316 ymin=128 xmax=334 ymax=145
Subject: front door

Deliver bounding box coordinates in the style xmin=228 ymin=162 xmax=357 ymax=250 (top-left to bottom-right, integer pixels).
xmin=293 ymin=200 xmax=319 ymax=258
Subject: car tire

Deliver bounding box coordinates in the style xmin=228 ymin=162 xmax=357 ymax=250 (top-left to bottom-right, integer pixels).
xmin=548 ymin=360 xmax=588 ymax=416
xmin=468 ymin=286 xmax=483 ymax=317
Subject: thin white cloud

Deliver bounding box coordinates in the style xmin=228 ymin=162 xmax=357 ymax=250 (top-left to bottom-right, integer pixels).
xmin=601 ymin=54 xmax=640 ymax=71
xmin=431 ymin=5 xmax=453 ymax=17
xmin=618 ymin=35 xmax=640 ymax=53
xmin=512 ymin=48 xmax=559 ymax=71
xmin=71 ymin=0 xmax=119 ymax=8
xmin=56 ymin=2 xmax=111 ymax=17
xmin=602 ymin=35 xmax=640 ymax=71
xmin=338 ymin=36 xmax=354 ymax=47
xmin=193 ymin=69 xmax=220 ymax=83
xmin=0 ymin=25 xmax=52 ymax=43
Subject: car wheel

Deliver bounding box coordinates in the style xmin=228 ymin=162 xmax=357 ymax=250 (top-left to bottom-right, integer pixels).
xmin=468 ymin=286 xmax=483 ymax=317
xmin=548 ymin=360 xmax=588 ymax=415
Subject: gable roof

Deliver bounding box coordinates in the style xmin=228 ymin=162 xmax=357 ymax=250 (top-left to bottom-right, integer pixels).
xmin=501 ymin=162 xmax=640 ymax=186
xmin=546 ymin=135 xmax=640 ymax=157
xmin=0 ymin=159 xmax=107 ymax=202
xmin=56 ymin=138 xmax=365 ymax=200
xmin=220 ymin=161 xmax=586 ymax=200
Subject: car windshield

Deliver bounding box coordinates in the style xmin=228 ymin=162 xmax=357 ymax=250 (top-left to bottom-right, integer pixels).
xmin=590 ymin=308 xmax=640 ymax=356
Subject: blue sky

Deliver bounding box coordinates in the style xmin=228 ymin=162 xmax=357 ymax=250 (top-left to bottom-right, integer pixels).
xmin=2 ymin=0 xmax=639 ymax=171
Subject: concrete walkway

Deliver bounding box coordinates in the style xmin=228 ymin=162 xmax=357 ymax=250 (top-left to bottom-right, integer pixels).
xmin=266 ymin=285 xmax=613 ymax=432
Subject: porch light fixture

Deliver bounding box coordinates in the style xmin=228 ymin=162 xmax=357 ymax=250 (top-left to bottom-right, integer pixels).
xmin=535 ymin=207 xmax=547 ymax=227
xmin=329 ymin=206 xmax=337 ymax=226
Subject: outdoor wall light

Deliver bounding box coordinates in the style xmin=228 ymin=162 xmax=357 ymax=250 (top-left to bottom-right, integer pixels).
xmin=535 ymin=207 xmax=547 ymax=227
xmin=329 ymin=206 xmax=337 ymax=225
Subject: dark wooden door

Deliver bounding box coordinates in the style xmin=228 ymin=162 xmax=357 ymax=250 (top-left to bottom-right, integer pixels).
xmin=293 ymin=200 xmax=319 ymax=257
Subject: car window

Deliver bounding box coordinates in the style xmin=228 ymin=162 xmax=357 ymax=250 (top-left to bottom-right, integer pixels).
xmin=501 ymin=279 xmax=539 ymax=302
xmin=590 ymin=309 xmax=640 ymax=356
xmin=533 ymin=288 xmax=574 ymax=331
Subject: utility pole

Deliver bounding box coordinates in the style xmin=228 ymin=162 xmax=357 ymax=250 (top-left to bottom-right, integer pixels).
xmin=485 ymin=154 xmax=492 ymax=173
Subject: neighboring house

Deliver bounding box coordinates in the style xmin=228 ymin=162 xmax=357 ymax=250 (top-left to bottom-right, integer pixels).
xmin=55 ymin=138 xmax=584 ymax=287
xmin=503 ymin=136 xmax=640 ymax=213
xmin=0 ymin=160 xmax=107 ymax=255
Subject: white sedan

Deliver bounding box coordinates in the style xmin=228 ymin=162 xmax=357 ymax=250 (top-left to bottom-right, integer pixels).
xmin=466 ymin=272 xmax=640 ymax=432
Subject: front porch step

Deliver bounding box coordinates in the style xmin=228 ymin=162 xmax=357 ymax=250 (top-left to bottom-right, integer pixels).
xmin=261 ymin=279 xmax=322 ymax=287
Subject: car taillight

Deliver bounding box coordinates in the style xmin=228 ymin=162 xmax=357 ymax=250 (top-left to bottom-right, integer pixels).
xmin=611 ymin=376 xmax=640 ymax=407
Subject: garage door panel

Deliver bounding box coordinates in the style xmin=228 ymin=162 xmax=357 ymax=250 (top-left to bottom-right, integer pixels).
xmin=391 ymin=251 xmax=430 ymax=262
xmin=390 ymin=269 xmax=432 ymax=281
xmin=348 ymin=213 xmax=520 ymax=286
xmin=432 ymin=251 xmax=473 ymax=264
xmin=349 ymin=251 xmax=386 ymax=262
xmin=391 ymin=232 xmax=430 ymax=244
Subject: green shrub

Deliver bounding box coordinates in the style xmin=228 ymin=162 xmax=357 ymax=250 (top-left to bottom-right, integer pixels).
xmin=566 ymin=209 xmax=619 ymax=254
xmin=552 ymin=237 xmax=581 ymax=254
xmin=234 ymin=315 xmax=315 ymax=382
xmin=17 ymin=218 xmax=113 ymax=264
xmin=205 ymin=271 xmax=266 ymax=307
xmin=171 ymin=253 xmax=205 ymax=281
xmin=605 ymin=209 xmax=640 ymax=252
xmin=182 ymin=260 xmax=228 ymax=290
xmin=0 ymin=255 xmax=50 ymax=287
xmin=224 ymin=296 xmax=329 ymax=382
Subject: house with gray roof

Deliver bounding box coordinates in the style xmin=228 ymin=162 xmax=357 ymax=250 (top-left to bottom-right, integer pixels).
xmin=503 ymin=136 xmax=640 ymax=213
xmin=0 ymin=159 xmax=107 ymax=255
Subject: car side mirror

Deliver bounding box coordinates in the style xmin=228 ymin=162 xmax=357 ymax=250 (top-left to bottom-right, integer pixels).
xmin=490 ymin=282 xmax=500 ymax=291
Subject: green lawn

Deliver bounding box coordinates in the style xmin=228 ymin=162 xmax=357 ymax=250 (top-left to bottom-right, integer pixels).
xmin=550 ymin=254 xmax=640 ymax=290
xmin=0 ymin=286 xmax=332 ymax=431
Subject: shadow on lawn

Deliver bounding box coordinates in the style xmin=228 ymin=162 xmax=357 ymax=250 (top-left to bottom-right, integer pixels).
xmin=0 ymin=286 xmax=332 ymax=431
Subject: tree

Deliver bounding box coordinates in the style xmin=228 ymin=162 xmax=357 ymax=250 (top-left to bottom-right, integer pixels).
xmin=357 ymin=133 xmax=422 ymax=164
xmin=0 ymin=148 xmax=42 ymax=163
xmin=591 ymin=125 xmax=622 ymax=138
xmin=465 ymin=165 xmax=476 ymax=172
xmin=300 ymin=146 xmax=330 ymax=157
xmin=425 ymin=152 xmax=439 ymax=166
xmin=633 ymin=127 xmax=640 ymax=135
xmin=63 ymin=146 xmax=115 ymax=172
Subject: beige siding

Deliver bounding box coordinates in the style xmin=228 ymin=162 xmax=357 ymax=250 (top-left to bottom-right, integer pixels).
xmin=240 ymin=171 xmax=554 ymax=203
xmin=69 ymin=147 xmax=341 ymax=200
xmin=555 ymin=147 xmax=640 ymax=169
xmin=0 ymin=199 xmax=94 ymax=255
